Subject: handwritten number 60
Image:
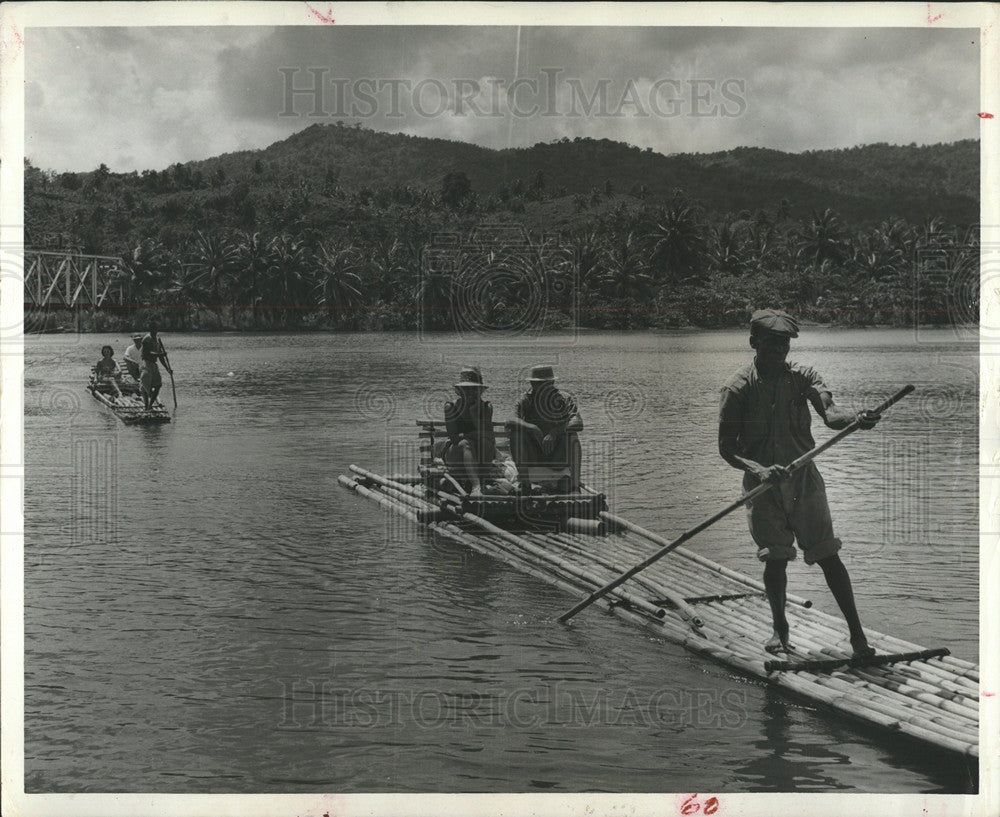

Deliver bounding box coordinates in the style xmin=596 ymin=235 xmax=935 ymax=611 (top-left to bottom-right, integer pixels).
xmin=681 ymin=794 xmax=720 ymax=815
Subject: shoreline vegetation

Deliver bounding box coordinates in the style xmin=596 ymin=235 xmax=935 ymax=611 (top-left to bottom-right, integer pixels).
xmin=25 ymin=308 xmax=977 ymax=336
xmin=25 ymin=125 xmax=979 ymax=334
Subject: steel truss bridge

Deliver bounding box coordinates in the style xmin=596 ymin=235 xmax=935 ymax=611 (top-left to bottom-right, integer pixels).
xmin=23 ymin=249 xmax=127 ymax=310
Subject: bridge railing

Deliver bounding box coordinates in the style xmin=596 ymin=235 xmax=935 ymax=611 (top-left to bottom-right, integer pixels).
xmin=23 ymin=249 xmax=128 ymax=309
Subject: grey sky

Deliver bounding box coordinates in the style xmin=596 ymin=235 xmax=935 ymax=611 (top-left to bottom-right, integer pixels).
xmin=25 ymin=26 xmax=981 ymax=172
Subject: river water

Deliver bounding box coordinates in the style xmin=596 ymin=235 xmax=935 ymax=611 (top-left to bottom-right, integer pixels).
xmin=22 ymin=328 xmax=979 ymax=793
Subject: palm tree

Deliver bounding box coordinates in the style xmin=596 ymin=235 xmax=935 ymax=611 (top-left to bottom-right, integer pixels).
xmin=744 ymin=214 xmax=783 ymax=272
xmin=843 ymin=219 xmax=919 ymax=325
xmin=367 ymin=237 xmax=406 ymax=302
xmin=234 ymin=231 xmax=270 ymax=328
xmin=184 ymin=232 xmax=240 ymax=321
xmin=646 ymin=198 xmax=706 ymax=283
xmin=601 ymin=231 xmax=654 ymax=300
xmin=567 ymin=229 xmax=607 ymax=292
xmin=548 ymin=230 xmax=608 ymax=325
xmin=412 ymin=263 xmax=453 ymax=332
xmin=796 ymin=209 xmax=848 ymax=267
xmin=706 ymin=219 xmax=747 ymax=276
xmin=117 ymin=239 xmax=167 ymax=309
xmin=315 ymin=243 xmax=364 ymax=328
xmin=262 ymin=235 xmax=313 ymax=328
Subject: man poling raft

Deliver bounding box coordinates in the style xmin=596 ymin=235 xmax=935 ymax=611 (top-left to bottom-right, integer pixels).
xmin=139 ymin=321 xmax=176 ymax=411
xmin=559 ymin=312 xmax=914 ymax=653
xmin=86 ymin=332 xmax=172 ymax=425
xmin=718 ymin=309 xmax=880 ymax=658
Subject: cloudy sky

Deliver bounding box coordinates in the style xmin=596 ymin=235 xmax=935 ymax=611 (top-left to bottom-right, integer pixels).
xmin=25 ymin=25 xmax=981 ymax=172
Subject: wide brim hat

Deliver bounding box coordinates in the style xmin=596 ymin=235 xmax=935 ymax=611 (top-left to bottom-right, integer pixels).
xmin=527 ymin=364 xmax=556 ymax=382
xmin=454 ymin=367 xmax=487 ymax=388
xmin=750 ymin=309 xmax=799 ymax=338
xmin=130 ymin=333 xmax=144 ymax=341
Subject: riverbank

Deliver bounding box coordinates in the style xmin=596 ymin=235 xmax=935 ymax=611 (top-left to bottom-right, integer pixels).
xmin=25 ymin=306 xmax=947 ymax=334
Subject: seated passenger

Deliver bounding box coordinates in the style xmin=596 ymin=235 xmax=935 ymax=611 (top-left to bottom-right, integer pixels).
xmin=505 ymin=365 xmax=583 ymax=493
xmin=441 ymin=367 xmax=496 ymax=497
xmin=122 ymin=333 xmax=144 ymax=383
xmin=92 ymin=345 xmax=123 ymax=400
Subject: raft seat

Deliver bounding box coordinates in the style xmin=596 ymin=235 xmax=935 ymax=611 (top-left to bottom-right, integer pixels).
xmin=416 ymin=420 xmax=571 ymax=487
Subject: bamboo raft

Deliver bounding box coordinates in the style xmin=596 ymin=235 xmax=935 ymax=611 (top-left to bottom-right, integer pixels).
xmin=339 ymin=421 xmax=979 ymax=759
xmin=87 ymin=376 xmax=171 ymax=425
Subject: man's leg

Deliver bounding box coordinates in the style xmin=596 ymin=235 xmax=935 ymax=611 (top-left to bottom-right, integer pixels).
xmin=149 ymin=369 xmax=162 ymax=406
xmin=816 ymin=554 xmax=873 ymax=656
xmin=748 ymin=486 xmax=797 ymax=653
xmin=443 ymin=440 xmax=474 ymax=494
xmin=793 ymin=472 xmax=873 ymax=657
xmin=505 ymin=420 xmax=539 ymax=491
xmin=458 ymin=440 xmax=484 ymax=495
xmin=763 ymin=559 xmax=791 ymax=652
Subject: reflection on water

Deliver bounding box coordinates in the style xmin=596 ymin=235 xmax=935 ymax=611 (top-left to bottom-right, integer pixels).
xmin=736 ymin=691 xmax=978 ymax=793
xmin=23 ymin=329 xmax=978 ymax=793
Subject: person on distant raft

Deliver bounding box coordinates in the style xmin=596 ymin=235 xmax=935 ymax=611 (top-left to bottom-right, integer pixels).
xmin=718 ymin=309 xmax=881 ymax=658
xmin=139 ymin=322 xmax=170 ymax=411
xmin=506 ymin=365 xmax=583 ymax=494
xmin=92 ymin=345 xmax=123 ymax=400
xmin=441 ymin=367 xmax=496 ymax=497
xmin=122 ymin=333 xmax=144 ymax=383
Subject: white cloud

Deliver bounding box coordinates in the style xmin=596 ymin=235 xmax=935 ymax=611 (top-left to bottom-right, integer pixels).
xmin=25 ymin=26 xmax=981 ymax=172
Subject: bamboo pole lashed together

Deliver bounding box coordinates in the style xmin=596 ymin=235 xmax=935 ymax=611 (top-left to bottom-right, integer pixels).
xmin=442 ymin=501 xmax=671 ymax=623
xmin=338 ymin=469 xmax=977 ymax=758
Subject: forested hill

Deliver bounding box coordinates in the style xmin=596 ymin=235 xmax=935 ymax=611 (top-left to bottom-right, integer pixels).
xmin=23 ymin=124 xmax=979 ymax=333
xmin=26 ymin=123 xmax=977 ymax=255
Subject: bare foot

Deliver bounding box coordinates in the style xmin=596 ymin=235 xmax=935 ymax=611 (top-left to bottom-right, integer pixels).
xmin=764 ymin=630 xmax=792 ymax=655
xmin=469 ymin=485 xmax=483 ymax=498
xmin=851 ymin=638 xmax=876 ymax=659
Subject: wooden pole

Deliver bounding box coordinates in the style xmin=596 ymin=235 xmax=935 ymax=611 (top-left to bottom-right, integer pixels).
xmin=441 ymin=503 xmax=671 ymax=622
xmin=541 ymin=532 xmax=705 ymax=630
xmin=560 ymin=385 xmax=915 ymax=623
xmin=804 ymin=673 xmax=976 ymax=745
xmin=670 ymin=543 xmax=813 ymax=608
xmin=772 ymin=671 xmax=975 ymax=756
xmin=158 ymin=338 xmax=177 ymax=408
xmin=849 ymin=668 xmax=977 ymax=720
xmin=552 ymin=531 xmax=721 ymax=625
xmin=765 ymin=647 xmax=950 ymax=674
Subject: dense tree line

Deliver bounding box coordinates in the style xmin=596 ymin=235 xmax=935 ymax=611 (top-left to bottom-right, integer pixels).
xmin=27 ymin=198 xmax=976 ymax=333
xmin=23 ymin=124 xmax=979 ymax=331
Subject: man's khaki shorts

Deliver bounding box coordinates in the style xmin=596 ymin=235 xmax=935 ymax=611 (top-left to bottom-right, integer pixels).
xmin=141 ymin=363 xmax=162 ymax=393
xmin=743 ymin=466 xmax=842 ymax=565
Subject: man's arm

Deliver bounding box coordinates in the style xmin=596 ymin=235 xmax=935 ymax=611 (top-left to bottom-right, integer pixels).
xmin=718 ymin=389 xmax=790 ymax=484
xmin=808 ymin=391 xmax=880 ymax=430
xmin=535 ymin=392 xmax=580 ymax=454
xmin=444 ymin=401 xmax=463 ymax=446
xmin=565 ymin=394 xmax=583 ymax=433
xmin=509 ymin=397 xmax=543 ymax=441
